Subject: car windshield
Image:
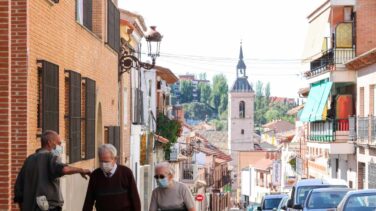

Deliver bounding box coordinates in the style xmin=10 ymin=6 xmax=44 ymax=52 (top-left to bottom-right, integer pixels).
xmin=307 ymin=191 xmax=348 ymax=209
xmin=263 ymin=198 xmax=283 ymax=210
xmin=296 ymin=185 xmax=346 ymax=205
xmin=345 ymin=193 xmax=376 ymax=211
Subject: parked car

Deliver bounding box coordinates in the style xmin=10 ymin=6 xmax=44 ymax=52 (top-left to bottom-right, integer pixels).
xmin=286 ymin=178 xmax=348 ymax=211
xmin=302 ymin=188 xmax=352 ymax=211
xmin=336 ymin=189 xmax=376 ymax=211
xmin=258 ymin=194 xmax=289 ymax=211
xmin=276 ymin=195 xmax=289 ymax=211
xmin=247 ymin=203 xmax=261 ymax=211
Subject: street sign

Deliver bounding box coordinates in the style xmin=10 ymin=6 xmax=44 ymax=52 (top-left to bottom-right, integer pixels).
xmin=195 ymin=194 xmax=204 ymax=202
xmin=272 ymin=160 xmax=281 ymax=185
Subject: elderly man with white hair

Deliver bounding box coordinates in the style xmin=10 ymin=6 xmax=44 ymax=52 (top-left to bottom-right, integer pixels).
xmin=83 ymin=144 xmax=141 ymax=211
xmin=149 ymin=162 xmax=196 ymax=211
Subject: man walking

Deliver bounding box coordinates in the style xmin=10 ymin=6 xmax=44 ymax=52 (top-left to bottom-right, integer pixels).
xmin=14 ymin=130 xmax=91 ymax=211
xmin=83 ymin=144 xmax=141 ymax=211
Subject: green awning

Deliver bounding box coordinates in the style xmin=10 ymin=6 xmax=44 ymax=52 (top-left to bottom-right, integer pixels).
xmin=300 ymin=81 xmax=333 ymax=122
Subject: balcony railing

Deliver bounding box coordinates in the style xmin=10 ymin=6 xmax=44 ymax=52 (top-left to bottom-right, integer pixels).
xmin=304 ymin=48 xmax=355 ymax=78
xmin=309 ymin=118 xmax=354 ymax=142
xmin=357 ymin=116 xmax=376 ymax=145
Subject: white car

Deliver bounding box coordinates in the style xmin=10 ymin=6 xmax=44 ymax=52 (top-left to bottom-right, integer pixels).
xmin=302 ymin=188 xmax=352 ymax=211
xmin=287 ymin=178 xmax=348 ymax=211
xmin=336 ymin=189 xmax=376 ymax=211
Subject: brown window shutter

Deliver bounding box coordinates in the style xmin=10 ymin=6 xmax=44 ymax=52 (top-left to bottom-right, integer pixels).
xmin=39 ymin=60 xmax=59 ymax=133
xmin=370 ymin=85 xmax=375 ymax=115
xmin=67 ymin=71 xmax=82 ymax=163
xmin=83 ymin=0 xmax=93 ymax=30
xmin=107 ymin=0 xmax=120 ymax=52
xmin=106 ymin=126 xmax=120 ymax=154
xmin=360 ymin=87 xmax=365 ymax=117
xmin=85 ymin=78 xmax=96 ymax=159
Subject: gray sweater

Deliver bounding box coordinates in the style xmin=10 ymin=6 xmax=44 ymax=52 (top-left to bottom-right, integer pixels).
xmin=14 ymin=148 xmax=67 ymax=211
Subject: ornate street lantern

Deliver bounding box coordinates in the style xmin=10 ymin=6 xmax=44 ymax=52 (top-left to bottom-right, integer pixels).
xmin=119 ymin=26 xmax=163 ymax=75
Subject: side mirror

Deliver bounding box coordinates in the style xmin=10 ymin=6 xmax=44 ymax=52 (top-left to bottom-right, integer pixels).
xmin=287 ymin=199 xmax=293 ymax=208
xmin=281 ymin=205 xmax=287 ymax=210
xmin=293 ymin=204 xmax=303 ymax=210
xmin=257 ymin=206 xmax=262 ymax=211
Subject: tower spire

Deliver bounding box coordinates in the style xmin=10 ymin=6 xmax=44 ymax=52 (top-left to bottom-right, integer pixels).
xmin=236 ymin=41 xmax=246 ymax=78
xmin=239 ymin=41 xmax=244 ymax=60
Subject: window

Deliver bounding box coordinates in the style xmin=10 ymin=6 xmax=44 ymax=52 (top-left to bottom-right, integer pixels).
xmin=133 ymin=88 xmax=144 ymax=124
xmin=344 ymin=7 xmax=353 ymax=22
xmin=85 ymin=78 xmax=96 ymax=159
xmin=66 ymin=70 xmax=82 ymax=163
xmin=360 ymin=87 xmax=365 ymax=117
xmin=76 ymin=0 xmax=93 ymax=30
xmin=241 ymin=129 xmax=244 ymax=135
xmin=37 ymin=60 xmax=59 ymax=133
xmin=239 ymin=101 xmax=245 ymax=118
xmin=107 ymin=0 xmax=120 ymax=52
xmin=335 ymin=158 xmax=339 ymax=174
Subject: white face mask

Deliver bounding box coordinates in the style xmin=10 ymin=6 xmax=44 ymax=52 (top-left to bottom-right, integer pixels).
xmin=100 ymin=162 xmax=114 ymax=173
xmin=52 ymin=145 xmax=63 ymax=157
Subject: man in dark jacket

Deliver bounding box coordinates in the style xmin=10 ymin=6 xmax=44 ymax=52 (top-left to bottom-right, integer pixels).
xmin=14 ymin=130 xmax=91 ymax=211
xmin=82 ymin=144 xmax=141 ymax=211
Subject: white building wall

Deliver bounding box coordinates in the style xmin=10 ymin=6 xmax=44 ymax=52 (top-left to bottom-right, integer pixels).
xmin=357 ymin=63 xmax=376 ymax=117
xmin=356 ymin=63 xmax=376 ymax=189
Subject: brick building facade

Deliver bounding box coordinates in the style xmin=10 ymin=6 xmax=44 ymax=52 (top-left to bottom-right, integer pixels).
xmin=0 ymin=0 xmax=121 ymax=210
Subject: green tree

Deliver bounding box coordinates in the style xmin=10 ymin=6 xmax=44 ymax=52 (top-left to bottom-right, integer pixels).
xmin=265 ymin=82 xmax=271 ymax=105
xmin=198 ymin=73 xmax=207 ymax=80
xmin=182 ymin=102 xmax=215 ymax=120
xmin=198 ymin=83 xmax=211 ymax=104
xmin=218 ymin=94 xmax=228 ymax=115
xmin=156 ymin=113 xmax=182 ymax=160
xmin=254 ymin=81 xmax=267 ymax=126
xmin=211 ymin=74 xmax=228 ymax=115
xmin=179 ymin=80 xmax=194 ymax=103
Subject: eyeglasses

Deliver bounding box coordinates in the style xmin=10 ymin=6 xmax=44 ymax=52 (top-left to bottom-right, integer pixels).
xmin=154 ymin=175 xmax=165 ymax=179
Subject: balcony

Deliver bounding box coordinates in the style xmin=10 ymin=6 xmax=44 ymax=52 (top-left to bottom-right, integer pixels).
xmin=357 ymin=116 xmax=376 ymax=146
xmin=309 ymin=118 xmax=353 ymax=142
xmin=307 ymin=117 xmax=355 ymax=154
xmin=304 ymin=48 xmax=355 ymax=79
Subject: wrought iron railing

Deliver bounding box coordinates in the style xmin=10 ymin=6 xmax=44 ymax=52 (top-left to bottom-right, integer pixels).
xmin=357 ymin=117 xmax=369 ymax=144
xmin=309 ymin=118 xmax=353 ymax=142
xmin=372 ymin=117 xmax=376 ymax=145
xmin=309 ymin=120 xmax=335 ymax=142
xmin=305 ymin=48 xmax=355 ymax=78
xmin=357 ymin=116 xmax=376 ymax=145
xmin=181 ymin=163 xmax=196 ymax=181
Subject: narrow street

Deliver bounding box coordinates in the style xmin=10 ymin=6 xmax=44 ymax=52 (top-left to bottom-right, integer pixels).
xmin=1 ymin=0 xmax=376 ymax=211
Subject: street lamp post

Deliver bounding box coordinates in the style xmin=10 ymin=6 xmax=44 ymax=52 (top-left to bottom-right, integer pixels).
xmin=119 ymin=26 xmax=163 ymax=75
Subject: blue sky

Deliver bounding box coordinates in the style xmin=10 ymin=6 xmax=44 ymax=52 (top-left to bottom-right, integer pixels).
xmin=119 ymin=0 xmax=325 ymax=98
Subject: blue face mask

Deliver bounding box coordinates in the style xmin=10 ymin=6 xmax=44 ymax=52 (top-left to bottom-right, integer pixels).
xmin=157 ymin=178 xmax=169 ymax=188
xmin=52 ymin=145 xmax=63 ymax=157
